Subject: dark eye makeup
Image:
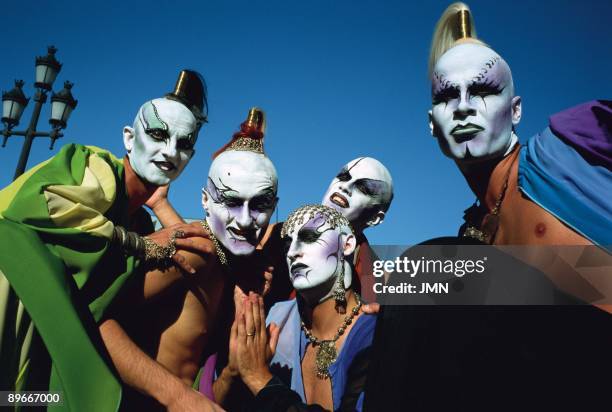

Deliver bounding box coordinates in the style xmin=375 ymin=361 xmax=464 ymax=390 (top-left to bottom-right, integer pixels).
xmin=432 ymin=86 xmax=460 ymax=105
xmin=251 ymin=194 xmax=275 ymax=212
xmin=468 ymin=80 xmax=504 ymax=98
xmin=336 ymin=168 xmax=351 ymax=182
xmin=222 ymin=197 xmax=242 ymax=208
xmin=355 ymin=179 xmax=379 ymax=196
xmin=177 ymin=138 xmax=194 ymax=151
xmin=146 ymin=128 xmax=168 ymax=141
xmin=298 ymin=228 xmax=320 ymax=243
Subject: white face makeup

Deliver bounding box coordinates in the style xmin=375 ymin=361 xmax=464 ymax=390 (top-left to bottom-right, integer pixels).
xmin=203 ymin=151 xmax=278 ymax=256
xmin=322 ymin=157 xmax=393 ymax=231
xmin=124 ymin=98 xmax=198 ymax=185
xmin=284 ymin=212 xmax=354 ymax=293
xmin=429 ymin=43 xmax=521 ymax=163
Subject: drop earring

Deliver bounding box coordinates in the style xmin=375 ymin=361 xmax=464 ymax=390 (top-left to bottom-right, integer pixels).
xmin=333 ymin=255 xmax=347 ymax=312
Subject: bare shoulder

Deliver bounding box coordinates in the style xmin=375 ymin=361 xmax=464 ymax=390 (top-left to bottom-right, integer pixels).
xmin=508 ymin=191 xmax=591 ymax=245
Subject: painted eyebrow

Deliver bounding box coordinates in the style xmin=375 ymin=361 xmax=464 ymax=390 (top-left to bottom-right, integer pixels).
xmin=433 ymin=84 xmax=460 ymax=95
xmin=432 ymin=72 xmax=458 ymax=94
xmin=432 ymin=84 xmax=460 ymax=104
xmin=297 ymin=226 xmax=321 ymax=242
xmin=253 ymin=186 xmax=276 ymax=198
xmin=467 ymin=78 xmax=505 ymax=91
xmin=337 ymin=167 xmax=351 ymax=180
xmin=217 ymin=187 xmax=276 ymax=204
xmin=145 ymin=126 xmax=168 ymax=134
xmin=206 ymin=178 xmax=238 ymax=203
xmin=251 ymin=192 xmax=276 ymax=205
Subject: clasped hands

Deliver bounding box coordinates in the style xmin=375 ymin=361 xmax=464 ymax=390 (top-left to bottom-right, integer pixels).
xmin=227 ymin=288 xmax=280 ymax=395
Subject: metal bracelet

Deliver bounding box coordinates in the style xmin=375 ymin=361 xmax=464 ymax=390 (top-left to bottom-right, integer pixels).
xmin=112 ymin=225 xmax=146 ymax=257
xmin=142 ymin=229 xmax=184 ymax=263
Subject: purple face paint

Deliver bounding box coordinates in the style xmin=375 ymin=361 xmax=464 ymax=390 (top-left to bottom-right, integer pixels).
xmin=285 ymin=212 xmax=343 ymax=291
xmin=322 ymin=157 xmax=393 ymax=229
xmin=203 ymin=151 xmax=278 ymax=256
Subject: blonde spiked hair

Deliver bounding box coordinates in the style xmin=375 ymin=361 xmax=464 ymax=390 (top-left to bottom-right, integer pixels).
xmin=428 ymin=2 xmax=487 ymax=78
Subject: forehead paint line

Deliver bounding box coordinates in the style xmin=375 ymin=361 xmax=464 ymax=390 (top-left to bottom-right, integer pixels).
xmin=141 ymin=101 xmax=169 ymax=131
xmin=206 ymin=177 xmax=238 ymax=203
xmin=301 ymin=215 xmax=329 ymax=233
xmin=339 ymin=157 xmax=367 ymax=176
xmin=337 ymin=157 xmax=368 ymax=182
xmin=347 ymin=157 xmax=366 ymax=172
xmin=471 ymin=56 xmax=501 ymax=84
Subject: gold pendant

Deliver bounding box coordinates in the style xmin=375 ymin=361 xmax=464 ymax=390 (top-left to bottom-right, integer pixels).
xmin=315 ymin=341 xmax=337 ymax=379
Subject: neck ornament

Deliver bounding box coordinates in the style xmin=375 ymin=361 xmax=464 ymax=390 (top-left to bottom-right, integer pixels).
xmin=200 ymin=219 xmax=228 ymax=267
xmin=301 ymin=292 xmax=362 ymax=379
xmin=463 ymin=152 xmax=517 ymax=244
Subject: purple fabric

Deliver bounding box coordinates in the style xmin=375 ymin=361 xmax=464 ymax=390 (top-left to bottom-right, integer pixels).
xmin=549 ymin=100 xmax=612 ymax=168
xmin=198 ymin=352 xmax=218 ymax=401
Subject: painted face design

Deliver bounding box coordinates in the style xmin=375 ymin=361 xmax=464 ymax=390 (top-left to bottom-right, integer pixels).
xmin=127 ymin=98 xmax=198 ymax=185
xmin=430 ymin=43 xmax=517 ymax=162
xmin=284 ymin=213 xmax=345 ymax=291
xmin=322 ymin=157 xmax=392 ymax=229
xmin=203 ymin=151 xmax=278 ymax=256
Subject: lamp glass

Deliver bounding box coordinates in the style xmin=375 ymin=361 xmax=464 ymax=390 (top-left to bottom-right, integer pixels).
xmin=3 ymin=99 xmax=25 ymax=123
xmin=35 ymin=64 xmax=58 ymax=89
xmin=50 ymin=100 xmax=66 ymax=122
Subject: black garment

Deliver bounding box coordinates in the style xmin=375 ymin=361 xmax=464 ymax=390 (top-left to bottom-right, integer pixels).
xmin=250 ymin=376 xmax=327 ymax=412
xmin=364 ymin=237 xmax=612 ymax=411
xmin=260 ymin=223 xmax=296 ymax=311
xmin=250 ymin=352 xmax=371 ymax=412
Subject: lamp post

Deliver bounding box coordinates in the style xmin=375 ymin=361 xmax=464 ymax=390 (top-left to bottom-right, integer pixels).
xmin=2 ymin=46 xmax=77 ymax=180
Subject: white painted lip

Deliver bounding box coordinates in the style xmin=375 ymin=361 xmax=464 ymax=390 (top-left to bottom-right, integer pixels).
xmin=153 ymin=160 xmax=176 ymax=172
xmin=330 ymin=192 xmax=349 ymax=208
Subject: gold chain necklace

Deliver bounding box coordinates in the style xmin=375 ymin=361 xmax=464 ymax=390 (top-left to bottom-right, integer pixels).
xmin=463 ymin=152 xmax=517 ymax=244
xmin=200 ymin=220 xmax=228 ymax=267
xmin=301 ymin=292 xmax=362 ymax=379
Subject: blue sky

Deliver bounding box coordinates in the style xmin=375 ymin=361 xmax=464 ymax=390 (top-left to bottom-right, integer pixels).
xmin=1 ymin=0 xmax=610 ymax=244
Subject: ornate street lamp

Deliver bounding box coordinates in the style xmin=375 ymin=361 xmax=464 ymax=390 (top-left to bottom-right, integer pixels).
xmin=50 ymin=81 xmax=78 ymax=129
xmin=35 ymin=46 xmax=62 ymax=91
xmin=2 ymin=80 xmax=29 ymax=130
xmin=1 ymin=46 xmax=77 ymax=180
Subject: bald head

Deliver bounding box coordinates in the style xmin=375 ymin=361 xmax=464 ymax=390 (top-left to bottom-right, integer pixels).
xmin=322 ymin=157 xmax=394 ymax=232
xmin=429 ymin=43 xmax=521 ymax=163
xmin=202 ymin=150 xmax=278 ymax=256
xmin=434 ymin=43 xmax=515 ymax=96
xmin=123 ymin=98 xmax=198 ymax=185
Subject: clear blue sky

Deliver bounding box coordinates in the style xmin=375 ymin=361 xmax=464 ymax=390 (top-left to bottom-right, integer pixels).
xmin=1 ymin=0 xmax=610 ymax=244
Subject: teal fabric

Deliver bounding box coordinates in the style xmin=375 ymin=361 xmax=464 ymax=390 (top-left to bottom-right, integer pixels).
xmin=519 ymin=128 xmax=612 ymax=252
